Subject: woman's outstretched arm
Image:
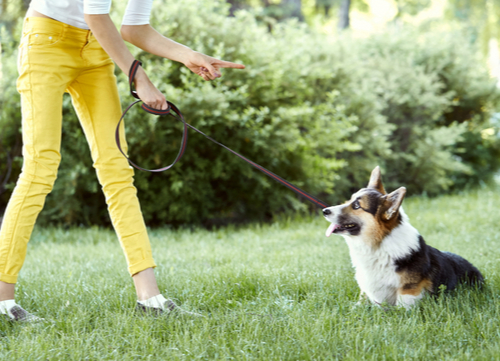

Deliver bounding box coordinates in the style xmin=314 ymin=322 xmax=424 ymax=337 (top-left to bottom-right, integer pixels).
xmin=120 ymin=24 xmax=245 ymax=81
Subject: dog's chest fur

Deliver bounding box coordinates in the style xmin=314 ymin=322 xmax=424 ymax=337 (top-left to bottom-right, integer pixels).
xmin=343 ymin=210 xmax=420 ymax=305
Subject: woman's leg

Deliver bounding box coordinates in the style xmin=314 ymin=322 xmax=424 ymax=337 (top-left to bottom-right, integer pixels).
xmin=0 ymin=18 xmax=74 ymax=292
xmin=65 ymin=36 xmax=160 ymax=300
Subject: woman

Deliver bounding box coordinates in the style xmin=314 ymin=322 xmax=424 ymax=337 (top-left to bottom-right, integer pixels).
xmin=0 ymin=0 xmax=245 ymax=322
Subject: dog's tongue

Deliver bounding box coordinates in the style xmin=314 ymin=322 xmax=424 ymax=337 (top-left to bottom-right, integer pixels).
xmin=325 ymin=223 xmax=340 ymax=237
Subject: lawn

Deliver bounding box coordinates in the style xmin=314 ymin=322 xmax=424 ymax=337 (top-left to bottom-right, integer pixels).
xmin=1 ymin=185 xmax=499 ymax=360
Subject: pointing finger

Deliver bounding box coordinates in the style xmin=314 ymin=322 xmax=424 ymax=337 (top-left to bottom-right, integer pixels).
xmin=212 ymin=60 xmax=245 ymax=69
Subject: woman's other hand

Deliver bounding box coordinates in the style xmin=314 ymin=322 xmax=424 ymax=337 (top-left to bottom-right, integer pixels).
xmin=183 ymin=51 xmax=245 ymax=81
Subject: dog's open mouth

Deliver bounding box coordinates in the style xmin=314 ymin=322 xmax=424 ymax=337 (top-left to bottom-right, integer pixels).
xmin=325 ymin=223 xmax=358 ymax=237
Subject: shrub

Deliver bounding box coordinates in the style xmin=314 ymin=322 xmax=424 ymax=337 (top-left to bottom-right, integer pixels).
xmin=0 ymin=0 xmax=498 ymax=226
xmin=350 ymin=28 xmax=500 ymax=193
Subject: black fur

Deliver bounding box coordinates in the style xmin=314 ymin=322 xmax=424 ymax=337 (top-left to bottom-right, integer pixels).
xmin=395 ymin=235 xmax=483 ymax=293
xmin=358 ymin=189 xmax=382 ymax=215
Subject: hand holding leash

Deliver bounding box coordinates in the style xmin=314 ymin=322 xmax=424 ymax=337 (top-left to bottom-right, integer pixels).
xmin=128 ymin=61 xmax=170 ymax=113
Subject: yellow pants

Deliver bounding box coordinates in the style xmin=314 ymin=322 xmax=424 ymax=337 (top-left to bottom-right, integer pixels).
xmin=0 ymin=17 xmax=156 ymax=283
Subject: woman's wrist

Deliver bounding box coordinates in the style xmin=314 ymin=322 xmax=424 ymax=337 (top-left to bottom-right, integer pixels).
xmin=133 ymin=66 xmax=149 ymax=85
xmin=175 ymin=46 xmax=195 ymax=66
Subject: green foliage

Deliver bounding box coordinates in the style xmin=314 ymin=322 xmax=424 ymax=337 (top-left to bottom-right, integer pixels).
xmin=346 ymin=28 xmax=500 ymax=193
xmin=0 ymin=0 xmax=499 ymax=226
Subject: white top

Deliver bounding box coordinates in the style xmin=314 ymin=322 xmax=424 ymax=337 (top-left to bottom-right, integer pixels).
xmin=30 ymin=0 xmax=153 ymax=30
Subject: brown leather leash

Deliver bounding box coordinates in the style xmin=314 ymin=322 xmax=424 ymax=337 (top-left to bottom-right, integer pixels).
xmin=116 ymin=60 xmax=329 ymax=209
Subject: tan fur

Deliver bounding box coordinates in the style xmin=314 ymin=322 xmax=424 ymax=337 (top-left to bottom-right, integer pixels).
xmin=375 ymin=188 xmax=407 ymax=246
xmin=359 ymin=211 xmax=386 ymax=247
xmin=357 ymin=196 xmax=371 ymax=210
xmin=375 ymin=209 xmax=402 ymax=243
xmin=367 ymin=166 xmax=387 ymax=194
xmin=397 ymin=273 xmax=433 ymax=296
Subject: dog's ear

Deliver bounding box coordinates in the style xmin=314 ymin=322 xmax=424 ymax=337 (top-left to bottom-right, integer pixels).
xmin=367 ymin=166 xmax=386 ymax=194
xmin=381 ymin=187 xmax=406 ymax=221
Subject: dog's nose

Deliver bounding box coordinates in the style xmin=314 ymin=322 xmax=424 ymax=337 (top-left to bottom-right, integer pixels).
xmin=323 ymin=209 xmax=331 ymax=216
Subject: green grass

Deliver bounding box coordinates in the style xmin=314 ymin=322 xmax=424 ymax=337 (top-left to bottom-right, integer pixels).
xmin=1 ymin=186 xmax=500 ymax=360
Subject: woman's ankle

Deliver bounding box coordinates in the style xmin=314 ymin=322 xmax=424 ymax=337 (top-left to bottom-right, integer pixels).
xmin=132 ymin=268 xmax=161 ymax=301
xmin=0 ymin=281 xmax=15 ymax=301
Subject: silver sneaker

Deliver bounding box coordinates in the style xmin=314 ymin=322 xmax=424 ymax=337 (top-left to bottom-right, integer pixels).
xmin=2 ymin=304 xmax=44 ymax=323
xmin=135 ymin=299 xmax=202 ymax=317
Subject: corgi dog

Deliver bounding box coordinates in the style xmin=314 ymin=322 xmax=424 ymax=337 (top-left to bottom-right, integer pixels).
xmin=322 ymin=166 xmax=483 ymax=308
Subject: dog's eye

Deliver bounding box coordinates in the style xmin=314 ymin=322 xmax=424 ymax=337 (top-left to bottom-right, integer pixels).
xmin=352 ymin=200 xmax=360 ymax=210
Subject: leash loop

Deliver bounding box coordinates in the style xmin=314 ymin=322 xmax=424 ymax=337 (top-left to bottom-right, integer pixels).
xmin=117 ymin=60 xmax=329 ymax=208
xmin=116 ymin=100 xmax=187 ymax=172
xmin=116 ymin=61 xmax=188 ymax=172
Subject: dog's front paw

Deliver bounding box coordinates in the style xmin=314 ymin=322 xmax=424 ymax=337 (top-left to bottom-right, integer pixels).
xmin=396 ymin=293 xmax=422 ymax=309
